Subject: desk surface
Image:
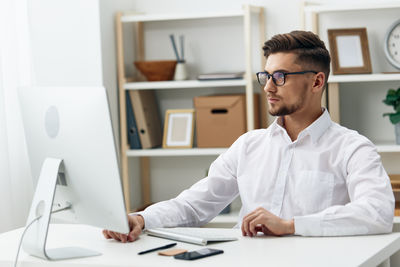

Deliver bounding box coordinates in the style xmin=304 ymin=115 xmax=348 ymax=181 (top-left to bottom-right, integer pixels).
xmin=1 ymin=224 xmax=400 ymax=267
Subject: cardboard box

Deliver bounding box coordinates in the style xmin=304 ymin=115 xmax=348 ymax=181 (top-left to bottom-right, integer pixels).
xmin=194 ymin=94 xmax=260 ymax=148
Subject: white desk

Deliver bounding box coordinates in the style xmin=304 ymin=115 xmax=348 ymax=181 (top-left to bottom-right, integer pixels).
xmin=1 ymin=224 xmax=400 ymax=267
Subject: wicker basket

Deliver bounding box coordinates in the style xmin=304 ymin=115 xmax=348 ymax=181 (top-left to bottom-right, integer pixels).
xmin=134 ymin=60 xmax=177 ymax=81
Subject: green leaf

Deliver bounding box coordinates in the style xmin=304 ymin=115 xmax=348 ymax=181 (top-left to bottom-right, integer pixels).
xmin=390 ymin=113 xmax=400 ymax=124
xmin=387 ymin=95 xmax=399 ymax=102
xmin=388 ymin=89 xmax=396 ymax=95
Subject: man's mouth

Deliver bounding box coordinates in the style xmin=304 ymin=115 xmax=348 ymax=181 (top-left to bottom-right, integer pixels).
xmin=267 ymin=96 xmax=280 ymax=103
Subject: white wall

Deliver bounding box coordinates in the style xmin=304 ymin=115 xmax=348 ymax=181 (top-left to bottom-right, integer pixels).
xmin=29 ymin=0 xmax=103 ymax=86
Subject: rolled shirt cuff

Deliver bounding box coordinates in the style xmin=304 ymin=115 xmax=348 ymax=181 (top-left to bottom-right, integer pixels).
xmin=129 ymin=211 xmax=161 ymax=230
xmin=294 ymin=214 xmax=323 ymax=236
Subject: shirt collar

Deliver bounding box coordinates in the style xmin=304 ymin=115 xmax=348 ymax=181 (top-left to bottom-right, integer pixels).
xmin=269 ymin=108 xmax=332 ymax=144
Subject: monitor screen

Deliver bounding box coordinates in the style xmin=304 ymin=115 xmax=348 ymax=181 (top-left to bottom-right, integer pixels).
xmin=18 ymin=86 xmax=129 ymax=260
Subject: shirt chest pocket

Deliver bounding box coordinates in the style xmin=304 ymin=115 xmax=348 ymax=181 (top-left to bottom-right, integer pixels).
xmin=294 ymin=170 xmax=334 ymax=215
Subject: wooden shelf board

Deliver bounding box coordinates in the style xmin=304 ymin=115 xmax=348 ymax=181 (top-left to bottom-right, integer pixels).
xmin=124 ymin=79 xmax=247 ymax=90
xmin=126 ymin=148 xmax=228 ymax=157
xmin=328 ymin=73 xmax=400 ymax=83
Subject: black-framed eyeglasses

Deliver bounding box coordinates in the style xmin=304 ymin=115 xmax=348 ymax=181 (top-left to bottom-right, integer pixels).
xmin=256 ymin=70 xmax=318 ymax=86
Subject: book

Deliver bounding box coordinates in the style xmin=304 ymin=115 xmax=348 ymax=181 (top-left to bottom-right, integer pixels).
xmin=128 ymin=90 xmax=162 ymax=149
xmin=126 ymin=91 xmax=141 ymax=149
xmin=197 ymin=72 xmax=244 ymax=80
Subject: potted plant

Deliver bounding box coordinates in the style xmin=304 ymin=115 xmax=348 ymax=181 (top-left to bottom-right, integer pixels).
xmin=383 ymin=87 xmax=400 ymax=144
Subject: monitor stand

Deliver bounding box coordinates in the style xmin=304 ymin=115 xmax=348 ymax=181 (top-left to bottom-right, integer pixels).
xmin=22 ymin=158 xmax=101 ymax=260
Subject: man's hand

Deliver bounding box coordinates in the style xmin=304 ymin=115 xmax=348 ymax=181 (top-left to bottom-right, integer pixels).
xmin=103 ymin=214 xmax=145 ymax=243
xmin=241 ymin=207 xmax=294 ymax=237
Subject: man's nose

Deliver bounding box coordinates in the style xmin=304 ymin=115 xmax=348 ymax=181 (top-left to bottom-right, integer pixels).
xmin=264 ymin=77 xmax=277 ymax=94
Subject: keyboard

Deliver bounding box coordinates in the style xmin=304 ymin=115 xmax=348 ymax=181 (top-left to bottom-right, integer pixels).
xmin=145 ymin=227 xmax=238 ymax=246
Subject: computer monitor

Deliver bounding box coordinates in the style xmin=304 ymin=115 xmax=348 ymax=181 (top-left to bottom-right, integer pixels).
xmin=18 ymin=86 xmax=129 ymax=260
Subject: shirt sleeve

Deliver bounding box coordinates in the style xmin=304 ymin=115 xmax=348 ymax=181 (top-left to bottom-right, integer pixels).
xmin=294 ymin=137 xmax=395 ymax=236
xmin=131 ymin=134 xmax=246 ymax=230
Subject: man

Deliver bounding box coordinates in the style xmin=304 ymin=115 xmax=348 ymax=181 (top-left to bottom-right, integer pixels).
xmin=103 ymin=31 xmax=394 ymax=243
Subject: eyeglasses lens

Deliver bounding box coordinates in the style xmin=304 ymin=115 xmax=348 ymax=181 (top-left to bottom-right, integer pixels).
xmin=258 ymin=73 xmax=267 ymax=85
xmin=272 ymin=72 xmax=285 ymax=86
xmin=257 ymin=72 xmax=285 ymax=86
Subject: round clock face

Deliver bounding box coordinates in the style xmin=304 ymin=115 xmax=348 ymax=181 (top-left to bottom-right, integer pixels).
xmin=385 ymin=19 xmax=400 ymax=69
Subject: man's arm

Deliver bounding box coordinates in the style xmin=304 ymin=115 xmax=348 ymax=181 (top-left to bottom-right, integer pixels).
xmin=134 ymin=148 xmax=241 ymax=229
xmin=103 ymin=133 xmax=248 ymax=242
xmin=131 ymin=134 xmax=249 ymax=230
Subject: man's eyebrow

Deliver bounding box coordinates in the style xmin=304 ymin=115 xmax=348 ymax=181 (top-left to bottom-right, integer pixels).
xmin=264 ymin=69 xmax=290 ymax=74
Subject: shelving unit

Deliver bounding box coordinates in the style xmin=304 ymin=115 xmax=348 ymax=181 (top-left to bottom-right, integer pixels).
xmin=303 ymin=2 xmax=400 ymax=215
xmin=116 ymin=5 xmax=266 ymax=212
xmin=303 ymin=1 xmax=400 ymax=129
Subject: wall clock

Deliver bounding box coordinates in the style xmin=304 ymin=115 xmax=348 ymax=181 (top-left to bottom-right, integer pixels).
xmin=384 ymin=19 xmax=400 ymax=69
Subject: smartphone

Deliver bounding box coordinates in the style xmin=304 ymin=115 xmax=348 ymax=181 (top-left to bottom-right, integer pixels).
xmin=174 ymin=248 xmax=223 ymax=260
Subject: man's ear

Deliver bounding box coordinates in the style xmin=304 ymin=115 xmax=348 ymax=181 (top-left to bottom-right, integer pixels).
xmin=311 ymin=72 xmax=325 ymax=93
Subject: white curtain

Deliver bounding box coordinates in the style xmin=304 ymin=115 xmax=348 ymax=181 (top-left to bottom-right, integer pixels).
xmin=0 ymin=0 xmax=34 ymax=233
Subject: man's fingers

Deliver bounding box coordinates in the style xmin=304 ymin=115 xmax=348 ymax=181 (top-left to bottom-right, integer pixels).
xmin=128 ymin=226 xmax=141 ymax=241
xmin=262 ymin=225 xmax=276 ymax=236
xmin=242 ymin=208 xmax=262 ymax=223
xmin=249 ymin=215 xmax=264 ymax=236
xmin=103 ymin=214 xmax=144 ymax=243
xmin=103 ymin=222 xmax=142 ymax=243
xmin=120 ymin=233 xmax=127 ymax=243
xmin=108 ymin=231 xmax=121 ymax=241
xmin=129 ymin=226 xmax=142 ymax=242
xmin=255 ymin=226 xmax=263 ymax=232
xmin=132 ymin=226 xmax=142 ymax=237
xmin=242 ymin=212 xmax=261 ymax=237
xmin=241 ymin=207 xmax=268 ymax=236
xmin=103 ymin=229 xmax=112 ymax=239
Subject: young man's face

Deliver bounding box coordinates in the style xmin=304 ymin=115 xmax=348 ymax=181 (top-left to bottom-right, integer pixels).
xmin=264 ymin=52 xmax=316 ymax=117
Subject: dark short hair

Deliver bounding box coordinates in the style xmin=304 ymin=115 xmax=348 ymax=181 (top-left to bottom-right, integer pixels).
xmin=262 ymin=30 xmax=331 ymax=88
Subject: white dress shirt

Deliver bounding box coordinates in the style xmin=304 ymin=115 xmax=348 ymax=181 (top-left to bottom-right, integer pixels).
xmin=136 ymin=109 xmax=394 ymax=236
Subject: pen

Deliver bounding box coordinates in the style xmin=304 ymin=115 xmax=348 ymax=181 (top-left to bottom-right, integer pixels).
xmin=138 ymin=242 xmax=177 ymax=255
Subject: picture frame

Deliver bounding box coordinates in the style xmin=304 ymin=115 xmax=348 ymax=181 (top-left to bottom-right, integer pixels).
xmin=162 ymin=109 xmax=195 ymax=148
xmin=327 ymin=28 xmax=372 ymax=75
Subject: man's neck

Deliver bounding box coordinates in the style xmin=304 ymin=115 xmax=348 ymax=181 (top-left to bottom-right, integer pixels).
xmin=281 ymin=107 xmax=323 ymax=142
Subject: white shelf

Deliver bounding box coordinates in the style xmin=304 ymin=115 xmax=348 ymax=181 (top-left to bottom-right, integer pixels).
xmin=304 ymin=2 xmax=400 ymax=13
xmin=211 ymin=210 xmax=240 ymax=224
xmin=126 ymin=143 xmax=399 ymax=157
xmin=328 ymin=73 xmax=400 ymax=83
xmin=125 ymin=73 xmax=400 ymax=89
xmin=121 ymin=11 xmax=243 ymax=22
xmin=126 ymin=148 xmax=228 ymax=157
xmin=376 ymin=142 xmax=400 ymax=153
xmin=121 ymin=8 xmax=262 ymax=23
xmin=205 ymin=210 xmax=239 ymax=228
xmin=124 ymin=79 xmax=247 ymax=90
